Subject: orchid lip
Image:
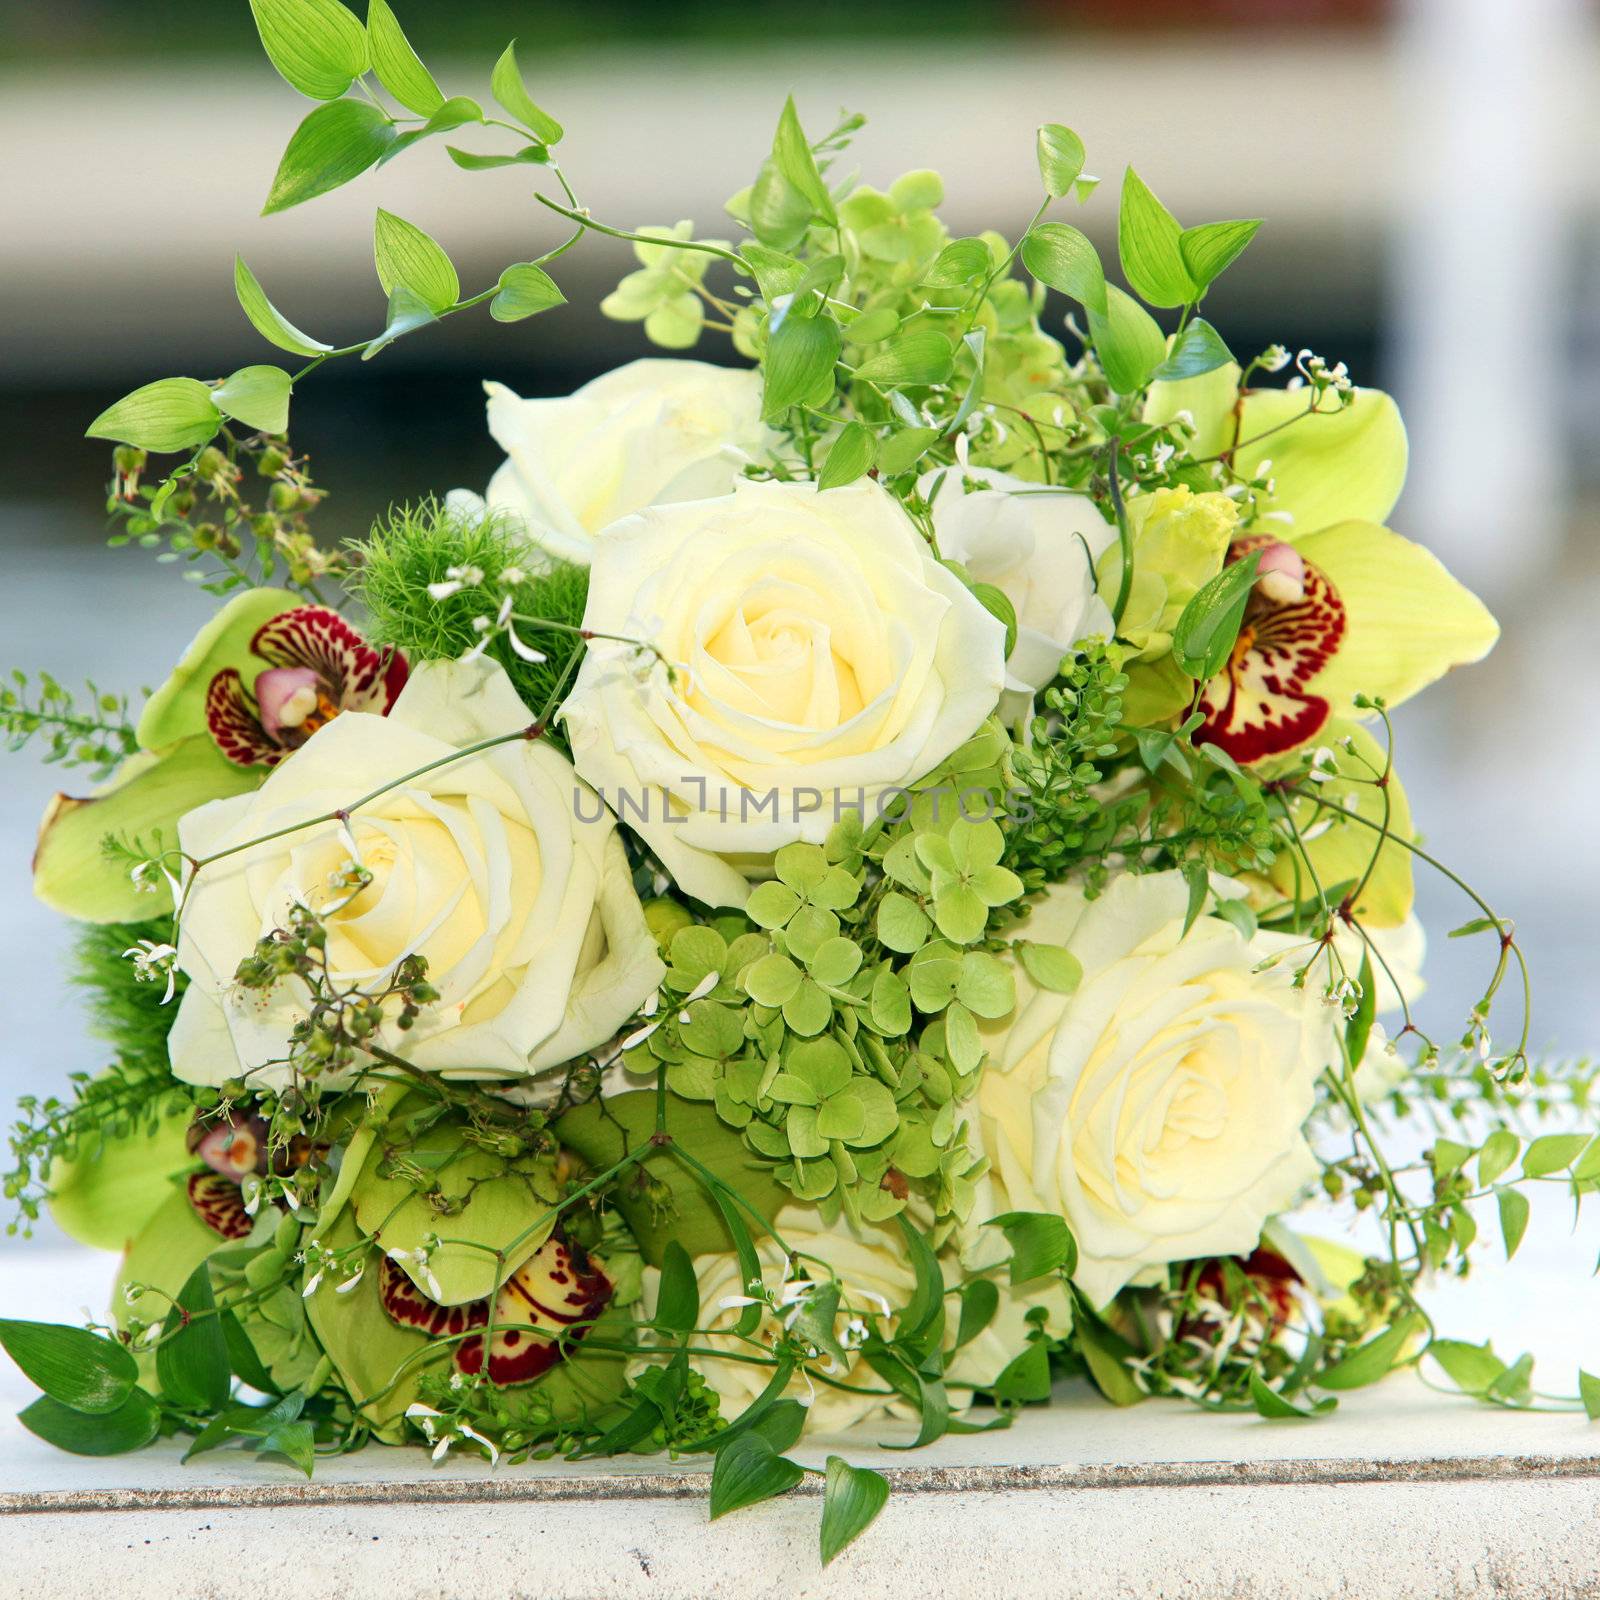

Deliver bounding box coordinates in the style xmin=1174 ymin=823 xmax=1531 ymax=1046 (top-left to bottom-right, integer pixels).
xmin=254 ymin=665 xmax=324 ymax=740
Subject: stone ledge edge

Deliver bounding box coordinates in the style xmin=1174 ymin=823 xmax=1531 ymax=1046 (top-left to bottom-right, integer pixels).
xmin=5 ymin=1451 xmax=1597 ymax=1515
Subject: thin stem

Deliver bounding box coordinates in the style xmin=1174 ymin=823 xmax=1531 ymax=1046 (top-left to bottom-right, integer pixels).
xmin=532 ymin=194 xmax=744 ymax=266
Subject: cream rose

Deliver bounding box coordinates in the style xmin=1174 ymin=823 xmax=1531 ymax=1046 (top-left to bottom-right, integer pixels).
xmin=560 ymin=479 xmax=1008 ymax=908
xmin=476 ymin=359 xmax=774 ymax=565
xmin=963 ymin=870 xmax=1336 ymax=1308
xmin=635 ymin=1207 xmax=1068 ymax=1428
xmin=923 ymin=465 xmax=1115 ymax=715
xmin=167 ymin=658 xmax=663 ymax=1095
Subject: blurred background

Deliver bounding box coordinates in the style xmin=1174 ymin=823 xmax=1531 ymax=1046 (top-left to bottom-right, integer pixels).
xmin=1 ymin=0 xmax=1597 ymax=1367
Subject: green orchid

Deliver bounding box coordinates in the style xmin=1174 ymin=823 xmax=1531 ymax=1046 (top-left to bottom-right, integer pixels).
xmin=347 ymin=1097 xmax=565 ymax=1307
xmin=1140 ymin=363 xmax=1497 ymax=768
xmin=31 ymin=588 xmax=298 ymax=922
xmin=47 ymin=1102 xmax=194 ymax=1252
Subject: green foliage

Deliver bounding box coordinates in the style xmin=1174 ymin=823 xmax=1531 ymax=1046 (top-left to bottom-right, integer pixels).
xmin=73 ymin=918 xmax=187 ymax=1074
xmin=351 ymin=498 xmax=589 ymax=732
xmin=0 ymin=671 xmax=138 ymax=782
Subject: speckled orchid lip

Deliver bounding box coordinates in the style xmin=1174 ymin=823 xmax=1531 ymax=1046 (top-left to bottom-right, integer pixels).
xmin=1195 ymin=534 xmax=1346 ymax=765
xmin=204 ymin=605 xmax=408 ymax=768
xmin=377 ymin=1232 xmax=614 ymax=1387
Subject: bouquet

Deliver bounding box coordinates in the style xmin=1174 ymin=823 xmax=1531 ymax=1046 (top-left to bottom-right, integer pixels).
xmin=4 ymin=0 xmax=1595 ymax=1566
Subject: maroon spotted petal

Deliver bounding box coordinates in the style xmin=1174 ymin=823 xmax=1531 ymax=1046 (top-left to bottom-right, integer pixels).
xmin=377 ymin=1256 xmax=491 ymax=1340
xmin=456 ymin=1234 xmax=614 ymax=1386
xmin=204 ymin=668 xmax=281 ymax=768
xmin=251 ymin=607 xmax=408 ymax=715
xmin=187 ymin=1171 xmax=253 ymax=1240
xmin=1196 ymin=535 xmax=1347 ymax=765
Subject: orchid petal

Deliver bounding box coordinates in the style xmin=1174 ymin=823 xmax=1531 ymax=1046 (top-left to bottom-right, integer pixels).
xmin=1236 ymin=388 xmax=1408 ymax=532
xmin=1142 ymin=360 xmax=1241 ymax=459
xmin=135 ymin=588 xmax=300 ymax=751
xmin=32 ymin=735 xmax=259 ymax=922
xmin=1300 ymin=521 xmax=1499 ymax=713
xmin=1261 ymin=719 xmax=1416 ymax=927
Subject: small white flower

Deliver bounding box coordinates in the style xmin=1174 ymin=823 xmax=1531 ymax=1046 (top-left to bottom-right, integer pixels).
xmin=335 ymin=1266 xmax=364 ymax=1295
xmin=459 ymin=1423 xmax=501 ymax=1464
xmin=301 ymin=1269 xmax=325 ymax=1298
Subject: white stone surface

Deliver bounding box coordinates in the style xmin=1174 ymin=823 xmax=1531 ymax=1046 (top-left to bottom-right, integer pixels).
xmin=3 ymin=1250 xmax=1599 ymax=1597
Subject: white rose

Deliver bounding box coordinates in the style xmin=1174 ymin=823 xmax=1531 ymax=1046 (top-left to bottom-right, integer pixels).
xmin=477 ymin=359 xmax=774 ymax=565
xmin=635 ymin=1207 xmax=1067 ymax=1427
xmin=167 ymin=658 xmax=663 ymax=1096
xmin=560 ymin=479 xmax=1007 ymax=908
xmin=923 ymin=465 xmax=1115 ymax=716
xmin=963 ymin=871 xmax=1336 ymax=1308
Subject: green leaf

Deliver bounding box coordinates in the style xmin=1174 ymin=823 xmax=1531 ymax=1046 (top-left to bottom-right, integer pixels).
xmin=0 ymin=1320 xmax=139 ymax=1414
xmin=1016 ymin=941 xmax=1081 ymax=995
xmin=953 ymin=1279 xmax=1000 ymax=1350
xmin=1249 ymin=1370 xmax=1335 ymax=1419
xmin=875 ymin=427 xmax=941 ymax=477
xmin=655 ymin=1241 xmax=699 ymax=1337
xmin=818 ymin=421 xmax=876 ymax=490
xmin=157 ymin=1262 xmax=232 ymax=1413
xmin=445 ymin=143 xmax=546 ymax=171
xmin=490 ymin=262 xmax=566 ymax=322
xmin=264 ymin=99 xmax=396 ymax=214
xmin=971 ymin=582 xmax=1018 ymax=657
xmin=373 ymin=209 xmax=459 ymax=313
xmin=984 ymin=1211 xmax=1077 ymax=1286
xmin=1497 ymin=1186 xmax=1531 ymax=1259
xmin=1172 ymin=549 xmax=1261 ymax=680
xmin=259 ymin=1417 xmax=316 ymax=1476
xmin=18 ymin=1389 xmax=160 ymax=1456
xmin=1579 ymin=1370 xmax=1600 ymax=1421
xmin=1477 ymin=1130 xmax=1521 ymax=1187
xmin=1317 ymin=1317 xmax=1420 ymax=1391
xmin=249 ymin=0 xmax=368 ymax=100
xmin=490 ymin=41 xmax=562 ymax=144
xmin=86 ymin=378 xmax=220 ymax=454
xmin=922 ymin=238 xmax=992 ymax=287
xmin=820 ymin=1455 xmax=890 ymax=1564
xmin=771 ymin=97 xmax=836 ymax=224
xmin=363 ymin=286 xmax=438 ymax=360
xmin=1020 ymin=223 xmax=1108 ymax=316
xmin=1117 ymin=166 xmax=1196 ymax=309
xmin=1152 ymin=318 xmax=1234 ymax=382
xmin=219 ymin=1309 xmax=280 ymax=1395
xmin=365 ymin=0 xmax=442 ymax=115
xmin=1088 ymin=284 xmax=1167 ymax=396
xmin=708 ymin=1431 xmax=805 ymax=1519
xmin=763 ymin=313 xmax=840 ymax=420
xmin=234 ymin=257 xmax=332 ymax=357
xmin=1428 ymin=1338 xmax=1507 ymax=1397
xmin=1036 ymin=124 xmax=1086 ymax=199
xmin=1346 ymin=949 xmax=1377 ymax=1071
xmin=749 ymin=161 xmax=812 ymax=251
xmin=1431 ymin=1137 xmax=1474 ymax=1179
xmin=1522 ymin=1133 xmax=1590 ymax=1178
xmin=896 ymin=1212 xmax=946 ymax=1349
xmin=383 ymin=97 xmax=484 ymax=163
xmin=213 ymin=365 xmax=293 ymax=434
xmin=1179 ymin=219 xmax=1263 ymax=290
xmin=1070 ymin=1292 xmax=1145 ymax=1406
xmin=853 ymin=331 xmax=954 ymax=387
xmin=993 ymin=1340 xmax=1052 ymax=1404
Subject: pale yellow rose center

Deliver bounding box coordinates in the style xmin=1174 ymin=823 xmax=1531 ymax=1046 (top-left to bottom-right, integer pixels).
xmin=284 ymin=796 xmax=543 ymax=1025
